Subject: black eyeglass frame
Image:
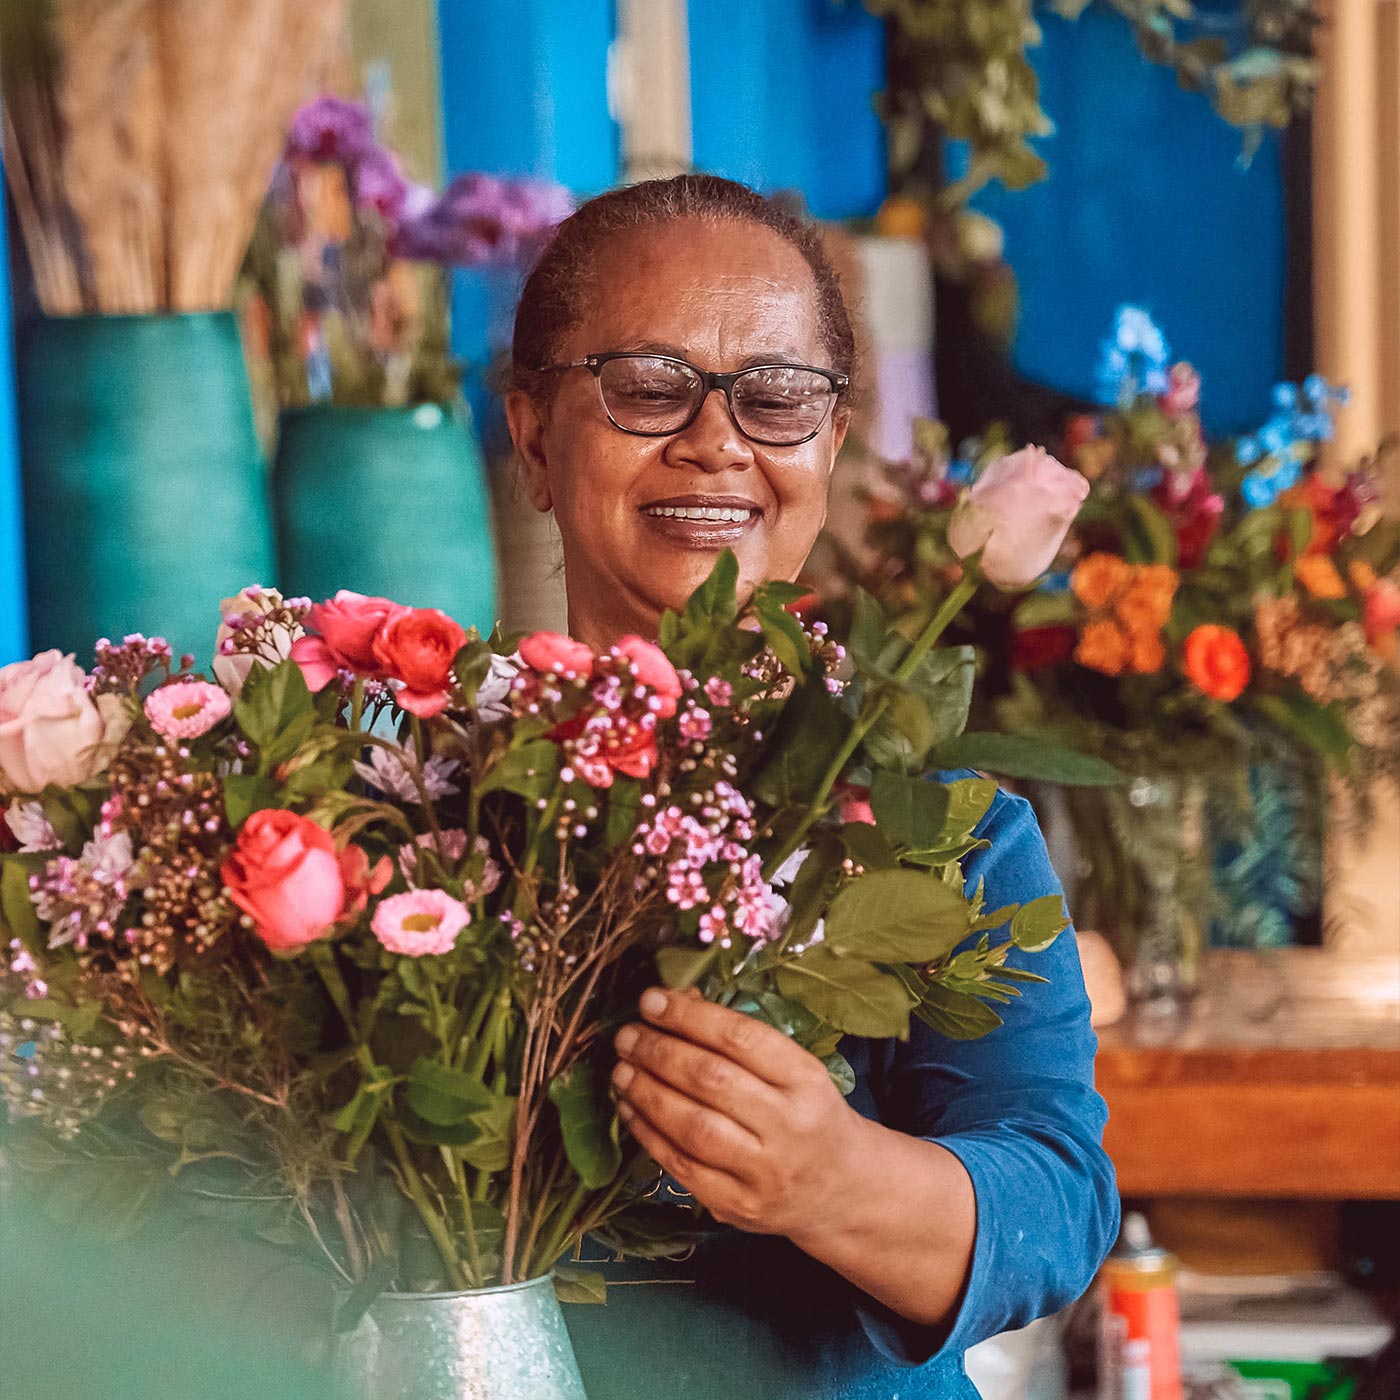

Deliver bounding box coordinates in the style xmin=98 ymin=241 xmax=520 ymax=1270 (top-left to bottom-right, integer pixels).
xmin=542 ymin=351 xmax=851 ymax=447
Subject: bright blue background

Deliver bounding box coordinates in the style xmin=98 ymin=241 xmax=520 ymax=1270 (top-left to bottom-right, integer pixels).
xmin=1 ymin=182 xmax=26 ymax=665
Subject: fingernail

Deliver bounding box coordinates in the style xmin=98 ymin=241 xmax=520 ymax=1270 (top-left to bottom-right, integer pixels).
xmin=612 ymin=1062 xmax=635 ymax=1093
xmin=639 ymin=988 xmax=669 ymax=1019
xmin=615 ymin=1024 xmax=640 ymax=1057
xmin=617 ymin=1100 xmax=635 ymax=1123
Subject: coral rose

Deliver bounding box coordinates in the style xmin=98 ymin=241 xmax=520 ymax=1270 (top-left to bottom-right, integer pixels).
xmin=1071 ymin=553 xmax=1134 ymax=611
xmin=291 ymin=591 xmax=403 ymax=691
xmin=1074 ymin=619 xmax=1131 ymax=677
xmin=222 ymin=810 xmax=380 ymax=953
xmin=615 ymin=636 xmax=683 ymax=718
xmin=0 ymin=651 xmax=129 ymax=795
xmin=519 ymin=631 xmax=595 ymax=679
xmin=373 ymin=608 xmax=468 ymax=718
xmin=1183 ymin=625 xmax=1251 ymax=702
xmin=946 ymin=446 xmax=1089 ymax=588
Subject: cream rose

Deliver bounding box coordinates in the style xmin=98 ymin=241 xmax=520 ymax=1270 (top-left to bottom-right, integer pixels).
xmin=0 ymin=651 xmax=129 ymax=795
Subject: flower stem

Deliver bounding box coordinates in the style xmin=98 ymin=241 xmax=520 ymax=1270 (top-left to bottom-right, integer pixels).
xmin=762 ymin=576 xmax=978 ymax=878
xmin=530 ymin=1177 xmax=590 ymax=1279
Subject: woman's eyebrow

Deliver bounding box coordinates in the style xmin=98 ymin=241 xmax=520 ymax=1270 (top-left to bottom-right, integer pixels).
xmin=610 ymin=341 xmax=811 ymax=368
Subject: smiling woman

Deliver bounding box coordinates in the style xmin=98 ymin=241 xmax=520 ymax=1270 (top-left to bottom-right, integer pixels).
xmin=503 ymin=175 xmax=1118 ymax=1400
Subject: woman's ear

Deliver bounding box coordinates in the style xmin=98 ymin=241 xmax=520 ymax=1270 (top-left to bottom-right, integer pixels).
xmin=505 ymin=389 xmax=553 ymax=512
xmin=831 ymin=406 xmax=852 ymax=461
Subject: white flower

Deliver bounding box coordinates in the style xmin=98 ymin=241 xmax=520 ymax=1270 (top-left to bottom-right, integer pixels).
xmin=212 ymin=586 xmax=303 ymax=697
xmin=354 ymin=738 xmax=460 ymax=804
xmin=5 ymin=800 xmax=60 ymax=852
xmin=770 ymin=847 xmax=811 ymax=888
xmin=474 ymin=653 xmax=520 ymax=721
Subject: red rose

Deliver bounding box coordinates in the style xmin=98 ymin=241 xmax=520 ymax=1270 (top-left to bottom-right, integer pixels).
xmin=373 ymin=608 xmax=468 ymax=718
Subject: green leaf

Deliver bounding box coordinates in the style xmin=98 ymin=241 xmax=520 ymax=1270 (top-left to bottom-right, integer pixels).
xmin=655 ymin=944 xmax=720 ymax=989
xmin=683 ymin=549 xmax=740 ymax=628
xmin=334 ymin=1062 xmax=398 ymax=1163
xmin=931 ymin=732 xmax=1124 ymax=786
xmin=753 ymin=596 xmax=809 ymax=676
xmin=1249 ymin=692 xmax=1354 ymax=770
xmin=453 ymin=640 xmax=494 ymax=706
xmin=404 ymin=1057 xmax=497 ymax=1127
xmin=775 ymin=949 xmax=916 ymax=1039
xmin=476 ymin=739 xmax=561 ymax=800
xmin=42 ymin=1161 xmax=169 ymax=1243
xmin=38 ymin=787 xmax=93 ymax=851
xmin=1011 ymin=591 xmax=1076 ymax=630
xmin=848 ymin=589 xmax=889 ymax=669
xmin=605 ymin=779 xmax=643 ymax=848
xmin=822 ymin=868 xmax=970 ymax=964
xmin=870 ymin=771 xmax=950 ymax=849
xmin=1009 ymin=894 xmax=1070 ymax=953
xmin=233 ymin=659 xmax=316 ymax=772
xmin=823 ymin=1050 xmax=856 ymax=1096
xmin=751 ymin=679 xmax=846 ymax=807
xmin=453 ymin=1092 xmax=515 ymax=1172
xmin=941 ymin=778 xmax=1000 ymax=839
xmin=1122 ymin=493 xmax=1179 ymax=566
xmin=333 ymin=1256 xmax=397 ymax=1333
xmin=549 ymin=1061 xmax=622 ymax=1190
xmin=553 ymin=1267 xmax=607 ymax=1305
xmin=223 ymin=772 xmax=279 ymax=828
xmin=916 ymin=984 xmax=1004 ymax=1041
xmin=839 ymin=820 xmax=899 ymax=871
xmin=0 ymin=858 xmax=41 ymax=950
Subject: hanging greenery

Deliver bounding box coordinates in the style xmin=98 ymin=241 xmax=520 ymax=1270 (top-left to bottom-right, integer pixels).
xmin=867 ymin=0 xmax=1321 ymax=206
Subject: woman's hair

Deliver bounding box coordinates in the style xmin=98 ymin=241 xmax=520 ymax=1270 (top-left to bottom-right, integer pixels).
xmin=510 ymin=174 xmax=856 ymax=402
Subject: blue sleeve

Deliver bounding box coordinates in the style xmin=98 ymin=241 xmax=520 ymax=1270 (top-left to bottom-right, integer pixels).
xmin=857 ymin=783 xmax=1120 ymax=1364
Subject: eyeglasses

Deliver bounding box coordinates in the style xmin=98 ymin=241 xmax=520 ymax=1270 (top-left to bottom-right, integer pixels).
xmin=543 ymin=352 xmax=849 ymax=447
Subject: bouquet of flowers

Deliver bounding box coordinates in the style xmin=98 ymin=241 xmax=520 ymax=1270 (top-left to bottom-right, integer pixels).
xmin=847 ymin=306 xmax=1400 ymax=955
xmin=242 ymin=96 xmax=572 ymax=408
xmin=0 ymin=466 xmax=1094 ymax=1305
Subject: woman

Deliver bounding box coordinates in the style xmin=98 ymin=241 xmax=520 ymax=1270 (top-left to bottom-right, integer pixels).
xmin=505 ymin=174 xmax=1118 ymax=1400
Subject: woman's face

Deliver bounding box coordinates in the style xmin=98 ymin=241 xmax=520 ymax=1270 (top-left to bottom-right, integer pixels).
xmin=507 ymin=218 xmax=848 ymax=648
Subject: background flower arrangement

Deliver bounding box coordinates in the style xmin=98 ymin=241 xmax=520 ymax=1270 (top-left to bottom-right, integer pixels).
xmin=842 ymin=306 xmax=1400 ymax=965
xmin=0 ymin=466 xmax=1099 ymax=1309
xmin=241 ymin=96 xmax=573 ymax=409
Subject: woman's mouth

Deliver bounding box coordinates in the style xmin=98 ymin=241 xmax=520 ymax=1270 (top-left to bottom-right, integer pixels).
xmin=640 ymin=497 xmax=762 ymax=547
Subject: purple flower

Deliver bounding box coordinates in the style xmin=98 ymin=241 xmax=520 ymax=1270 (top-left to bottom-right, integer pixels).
xmin=391 ymin=174 xmax=574 ymax=268
xmin=351 ymin=146 xmax=410 ymax=222
xmin=287 ymin=96 xmax=376 ymax=166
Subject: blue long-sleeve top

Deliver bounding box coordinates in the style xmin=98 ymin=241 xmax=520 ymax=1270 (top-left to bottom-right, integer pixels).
xmin=564 ymin=780 xmax=1120 ymax=1398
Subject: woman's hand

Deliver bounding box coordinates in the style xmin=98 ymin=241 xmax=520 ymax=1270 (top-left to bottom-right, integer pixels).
xmin=611 ymin=984 xmax=978 ymax=1330
xmin=610 ymin=985 xmax=862 ymax=1240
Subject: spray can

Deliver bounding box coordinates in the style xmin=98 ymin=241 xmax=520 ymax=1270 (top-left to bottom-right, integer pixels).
xmin=1099 ymin=1212 xmax=1182 ymax=1400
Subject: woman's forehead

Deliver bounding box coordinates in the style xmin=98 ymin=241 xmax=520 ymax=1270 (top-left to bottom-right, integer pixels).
xmin=570 ymin=219 xmax=826 ymax=363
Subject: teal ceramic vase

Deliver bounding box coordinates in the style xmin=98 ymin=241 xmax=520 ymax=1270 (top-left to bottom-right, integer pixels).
xmin=17 ymin=312 xmax=275 ymax=665
xmin=273 ymin=403 xmax=497 ymax=632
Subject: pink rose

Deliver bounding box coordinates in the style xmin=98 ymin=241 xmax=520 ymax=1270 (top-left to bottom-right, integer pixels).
xmin=947 ymin=446 xmax=1089 ymax=589
xmin=290 ymin=591 xmax=403 ymax=691
xmin=0 ymin=651 xmax=129 ymax=795
xmin=519 ymin=631 xmax=595 ymax=679
xmin=615 ymin=636 xmax=683 ymax=718
xmin=372 ymin=607 xmax=469 ymax=718
xmin=221 ymin=810 xmax=376 ymax=953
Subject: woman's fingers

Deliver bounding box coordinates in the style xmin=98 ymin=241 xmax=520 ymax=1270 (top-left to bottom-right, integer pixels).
xmin=632 ymin=986 xmax=815 ymax=1086
xmin=613 ymin=1063 xmax=763 ymax=1174
xmin=616 ymin=1087 xmax=751 ymax=1217
xmin=613 ymin=1021 xmax=779 ymax=1133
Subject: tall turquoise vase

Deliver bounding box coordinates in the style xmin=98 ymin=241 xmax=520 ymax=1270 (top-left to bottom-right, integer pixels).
xmin=273 ymin=403 xmax=497 ymax=631
xmin=17 ymin=312 xmax=274 ymax=665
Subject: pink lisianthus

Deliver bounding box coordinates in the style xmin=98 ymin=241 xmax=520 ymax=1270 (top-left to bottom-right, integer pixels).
xmin=372 ymin=608 xmax=468 ymax=718
xmin=520 ymin=631 xmax=595 ymax=680
xmin=1158 ymin=363 xmax=1201 ymax=419
xmin=222 ymin=811 xmax=386 ymax=953
xmin=946 ymin=446 xmax=1089 ymax=589
xmin=291 ymin=591 xmax=404 ymax=691
xmin=615 ymin=636 xmax=683 ymax=718
xmin=372 ymin=890 xmax=471 ymax=957
xmin=143 ymin=680 xmax=232 ymax=740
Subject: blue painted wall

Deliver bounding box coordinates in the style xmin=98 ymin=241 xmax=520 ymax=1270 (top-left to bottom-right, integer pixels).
xmin=958 ymin=5 xmax=1286 ymax=434
xmin=0 ymin=185 xmax=26 ymax=665
xmin=688 ymin=0 xmax=886 ymax=220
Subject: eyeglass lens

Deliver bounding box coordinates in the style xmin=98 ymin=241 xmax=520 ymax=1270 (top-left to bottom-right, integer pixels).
xmin=596 ymin=356 xmax=834 ymax=444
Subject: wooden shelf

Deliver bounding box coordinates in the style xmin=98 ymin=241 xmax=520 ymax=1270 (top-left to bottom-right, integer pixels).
xmin=1096 ymin=950 xmax=1400 ymax=1199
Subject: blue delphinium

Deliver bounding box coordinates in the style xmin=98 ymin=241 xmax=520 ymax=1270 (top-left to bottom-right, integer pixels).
xmin=1095 ymin=304 xmax=1172 ymax=408
xmin=1238 ymin=375 xmax=1350 ymax=508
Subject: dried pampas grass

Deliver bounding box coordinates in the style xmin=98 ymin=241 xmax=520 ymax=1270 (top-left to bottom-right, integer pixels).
xmin=1 ymin=0 xmax=348 ymax=315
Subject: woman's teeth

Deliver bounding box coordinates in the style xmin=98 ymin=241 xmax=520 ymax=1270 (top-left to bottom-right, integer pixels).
xmin=645 ymin=506 xmax=754 ymax=523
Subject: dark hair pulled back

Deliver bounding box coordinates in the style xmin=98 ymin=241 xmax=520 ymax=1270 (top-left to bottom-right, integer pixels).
xmin=510 ymin=174 xmax=856 ymax=402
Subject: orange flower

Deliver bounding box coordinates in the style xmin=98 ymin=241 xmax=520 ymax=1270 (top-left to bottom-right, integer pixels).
xmin=1183 ymin=625 xmax=1251 ymax=702
xmin=1072 ymin=553 xmax=1134 ymax=611
xmin=1350 ymin=561 xmax=1378 ymax=592
xmin=1115 ymin=572 xmax=1177 ymax=634
xmin=1295 ymin=554 xmax=1346 ymax=600
xmin=1128 ymin=630 xmax=1166 ymax=674
xmin=1075 ymin=619 xmax=1132 ymax=676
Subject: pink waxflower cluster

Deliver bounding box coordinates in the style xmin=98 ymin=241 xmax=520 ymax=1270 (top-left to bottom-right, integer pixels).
xmin=634 ymin=781 xmax=786 ymax=948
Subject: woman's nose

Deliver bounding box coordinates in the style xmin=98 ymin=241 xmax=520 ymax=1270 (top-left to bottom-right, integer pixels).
xmin=662 ymin=388 xmax=755 ymax=474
